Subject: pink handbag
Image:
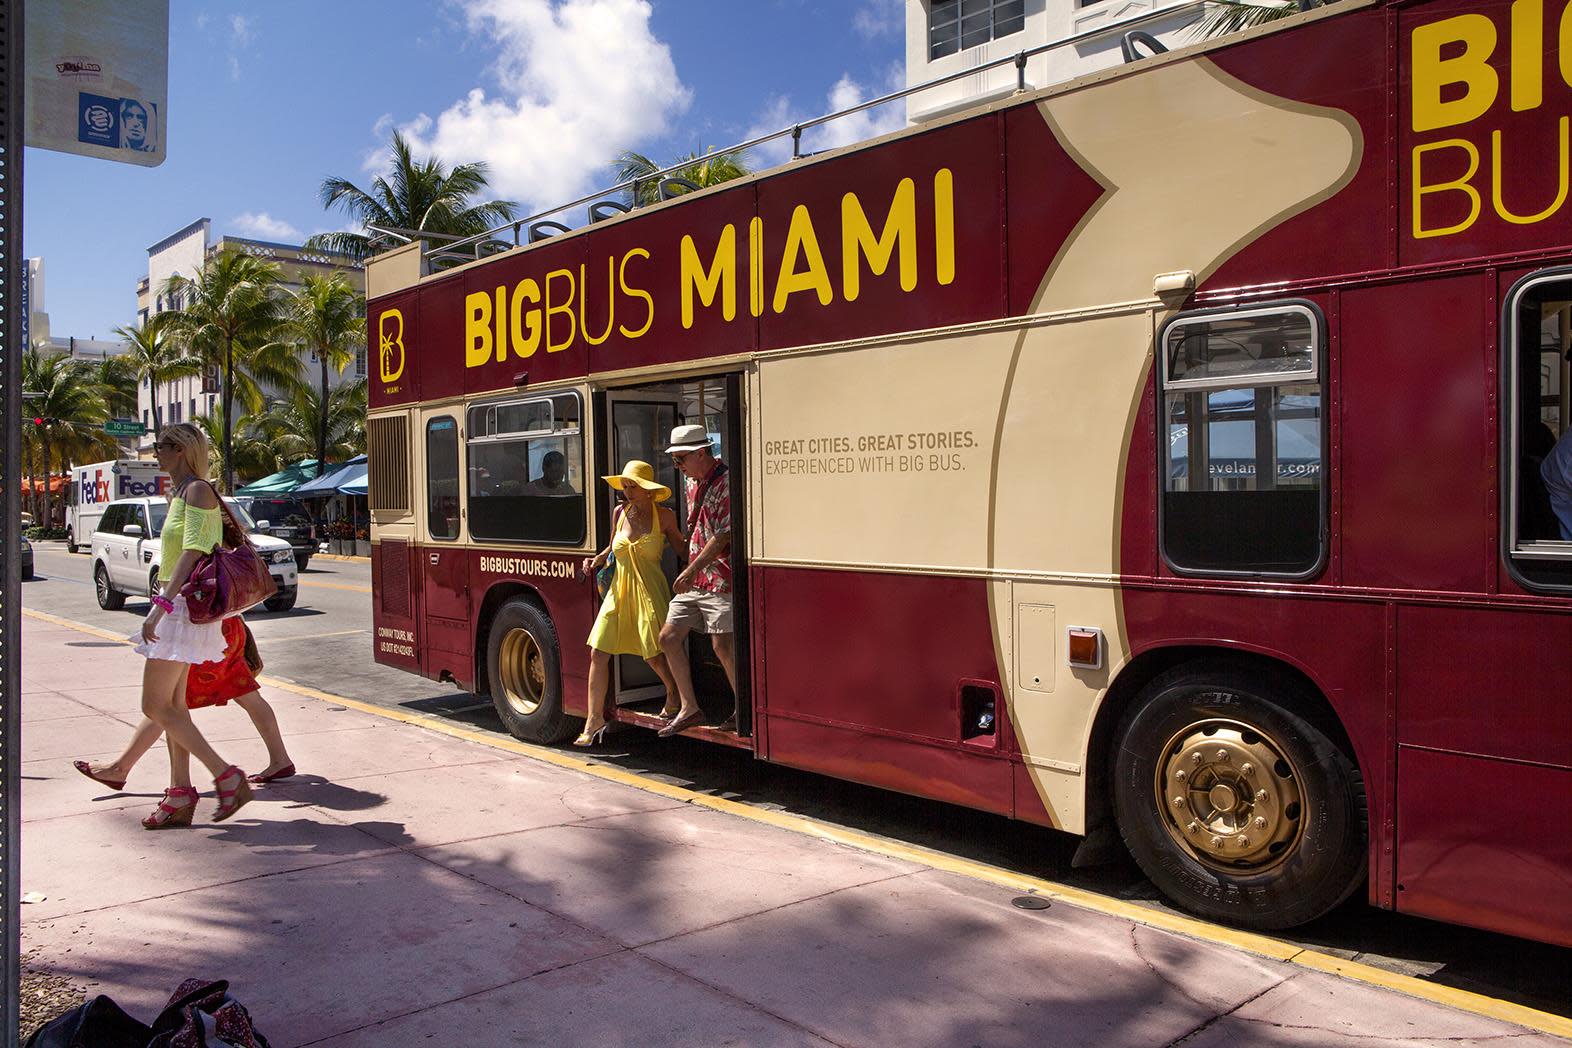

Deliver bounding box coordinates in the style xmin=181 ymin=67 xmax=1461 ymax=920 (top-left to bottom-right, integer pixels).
xmin=180 ymin=482 xmax=277 ymax=624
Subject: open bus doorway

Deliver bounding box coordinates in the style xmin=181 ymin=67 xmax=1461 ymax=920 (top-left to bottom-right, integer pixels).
xmin=600 ymin=374 xmax=750 ymax=743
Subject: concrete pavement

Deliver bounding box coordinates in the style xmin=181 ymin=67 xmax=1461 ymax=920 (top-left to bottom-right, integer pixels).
xmin=19 ymin=614 xmax=1569 ymax=1046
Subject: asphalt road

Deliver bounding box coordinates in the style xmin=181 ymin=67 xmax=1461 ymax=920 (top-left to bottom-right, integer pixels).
xmin=21 ymin=539 xmax=1572 ymax=1020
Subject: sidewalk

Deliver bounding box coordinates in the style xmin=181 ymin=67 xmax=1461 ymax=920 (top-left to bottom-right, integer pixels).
xmin=18 ymin=614 xmax=1569 ymax=1047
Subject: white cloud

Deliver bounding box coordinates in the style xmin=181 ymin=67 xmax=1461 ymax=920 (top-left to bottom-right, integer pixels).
xmin=389 ymin=0 xmax=691 ymax=216
xmin=745 ymin=68 xmax=908 ymax=169
xmin=231 ymin=212 xmax=304 ymax=242
xmin=194 ymin=12 xmax=210 ymax=30
xmin=230 ymin=14 xmax=253 ymax=47
xmin=853 ymin=0 xmax=904 ymax=39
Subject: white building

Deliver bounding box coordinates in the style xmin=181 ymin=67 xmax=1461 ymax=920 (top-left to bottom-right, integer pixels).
xmin=905 ymin=0 xmax=1204 ymax=123
xmin=25 ymin=257 xmax=49 ymax=347
xmin=134 ymin=218 xmax=364 ymax=449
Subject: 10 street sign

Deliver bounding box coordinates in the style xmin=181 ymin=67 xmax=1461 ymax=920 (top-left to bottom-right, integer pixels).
xmin=103 ymin=419 xmax=146 ymax=437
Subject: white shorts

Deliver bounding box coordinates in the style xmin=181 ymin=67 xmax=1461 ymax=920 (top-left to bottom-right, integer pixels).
xmin=665 ymin=590 xmax=733 ymax=635
xmin=130 ymin=594 xmax=228 ymax=664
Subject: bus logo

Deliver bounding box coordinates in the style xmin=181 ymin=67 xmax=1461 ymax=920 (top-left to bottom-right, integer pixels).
xmin=379 ymin=309 xmax=406 ymax=384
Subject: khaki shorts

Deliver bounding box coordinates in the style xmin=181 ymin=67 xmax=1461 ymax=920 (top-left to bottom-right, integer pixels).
xmin=666 ymin=590 xmax=733 ymax=634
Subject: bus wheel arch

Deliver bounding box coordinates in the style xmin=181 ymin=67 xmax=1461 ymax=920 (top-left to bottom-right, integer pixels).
xmin=476 ymin=585 xmax=577 ymax=745
xmin=1093 ymin=648 xmax=1367 ymax=930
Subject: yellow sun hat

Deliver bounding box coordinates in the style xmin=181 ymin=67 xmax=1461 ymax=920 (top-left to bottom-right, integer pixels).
xmin=601 ymin=459 xmax=671 ymax=502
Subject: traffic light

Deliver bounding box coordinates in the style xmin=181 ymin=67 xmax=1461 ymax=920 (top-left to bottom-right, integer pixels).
xmin=27 ymin=416 xmax=58 ymax=427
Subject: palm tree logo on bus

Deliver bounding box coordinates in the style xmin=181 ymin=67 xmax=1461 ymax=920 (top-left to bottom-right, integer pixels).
xmin=378 ymin=309 xmax=406 ymax=384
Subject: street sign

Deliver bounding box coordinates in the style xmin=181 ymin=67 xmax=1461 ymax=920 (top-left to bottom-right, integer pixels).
xmin=103 ymin=419 xmax=146 ymax=437
xmin=25 ymin=0 xmax=169 ymax=167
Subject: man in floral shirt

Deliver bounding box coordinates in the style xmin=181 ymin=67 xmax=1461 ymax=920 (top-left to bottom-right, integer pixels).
xmin=658 ymin=424 xmax=736 ymax=736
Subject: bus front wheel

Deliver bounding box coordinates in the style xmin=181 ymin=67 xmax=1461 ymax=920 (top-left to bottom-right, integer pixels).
xmin=485 ymin=599 xmax=576 ymax=745
xmin=1112 ymin=665 xmax=1366 ymax=930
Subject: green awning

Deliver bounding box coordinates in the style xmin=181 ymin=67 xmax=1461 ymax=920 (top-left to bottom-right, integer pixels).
xmin=234 ymin=459 xmax=323 ymax=495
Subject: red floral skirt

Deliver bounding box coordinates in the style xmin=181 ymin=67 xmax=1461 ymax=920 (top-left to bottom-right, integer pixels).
xmin=186 ymin=617 xmax=260 ymax=709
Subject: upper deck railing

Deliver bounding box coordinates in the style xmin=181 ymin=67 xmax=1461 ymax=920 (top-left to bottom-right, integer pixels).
xmin=379 ymin=0 xmax=1215 ymax=271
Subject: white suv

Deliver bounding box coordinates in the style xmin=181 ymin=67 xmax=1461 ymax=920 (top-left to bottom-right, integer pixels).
xmin=91 ymin=496 xmax=300 ymax=613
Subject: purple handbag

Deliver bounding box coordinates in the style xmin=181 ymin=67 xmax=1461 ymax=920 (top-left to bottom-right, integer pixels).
xmin=179 ymin=483 xmax=276 ymax=624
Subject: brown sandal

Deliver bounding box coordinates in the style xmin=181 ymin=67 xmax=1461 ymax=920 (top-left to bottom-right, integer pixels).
xmin=212 ymin=765 xmax=253 ymax=822
xmin=142 ymin=787 xmax=198 ymax=830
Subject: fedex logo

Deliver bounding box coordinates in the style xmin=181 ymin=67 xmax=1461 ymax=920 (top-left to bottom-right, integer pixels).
xmin=119 ymin=474 xmax=168 ymax=498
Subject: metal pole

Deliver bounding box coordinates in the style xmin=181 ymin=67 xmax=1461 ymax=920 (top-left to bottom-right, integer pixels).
xmin=1 ymin=0 xmax=24 ymax=1042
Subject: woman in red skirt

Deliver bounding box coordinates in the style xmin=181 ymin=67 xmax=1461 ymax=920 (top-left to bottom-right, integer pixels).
xmin=74 ymin=617 xmax=297 ymax=826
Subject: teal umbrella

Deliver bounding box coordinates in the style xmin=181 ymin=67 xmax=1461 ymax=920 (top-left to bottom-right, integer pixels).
xmin=235 ymin=459 xmax=322 ymax=496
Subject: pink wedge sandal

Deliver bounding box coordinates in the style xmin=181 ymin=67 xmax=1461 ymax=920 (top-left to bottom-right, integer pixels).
xmin=211 ymin=765 xmax=253 ymax=822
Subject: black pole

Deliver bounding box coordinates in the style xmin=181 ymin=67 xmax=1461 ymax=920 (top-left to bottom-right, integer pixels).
xmin=1 ymin=0 xmax=25 ymax=1040
xmin=223 ymin=336 xmax=234 ymax=492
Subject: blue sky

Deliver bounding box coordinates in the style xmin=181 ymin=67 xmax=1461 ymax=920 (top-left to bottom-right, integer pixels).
xmin=26 ymin=0 xmax=907 ymax=340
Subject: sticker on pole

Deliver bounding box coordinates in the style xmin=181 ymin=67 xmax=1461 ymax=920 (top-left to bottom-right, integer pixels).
xmin=26 ymin=0 xmax=169 ymax=166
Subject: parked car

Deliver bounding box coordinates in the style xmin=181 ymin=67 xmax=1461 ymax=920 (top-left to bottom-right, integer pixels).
xmin=20 ymin=535 xmax=33 ymax=580
xmin=90 ymin=496 xmax=300 ymax=613
xmin=234 ymin=495 xmax=317 ymax=570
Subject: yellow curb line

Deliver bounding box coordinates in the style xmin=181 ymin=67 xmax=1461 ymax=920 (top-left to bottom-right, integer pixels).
xmin=296 ymin=579 xmax=372 ymax=594
xmin=308 ymin=553 xmax=368 ymax=563
xmin=21 ymin=606 xmax=1572 ymax=1039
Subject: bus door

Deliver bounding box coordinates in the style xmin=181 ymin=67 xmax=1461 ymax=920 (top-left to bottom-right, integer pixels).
xmin=604 ymin=391 xmax=683 ymax=709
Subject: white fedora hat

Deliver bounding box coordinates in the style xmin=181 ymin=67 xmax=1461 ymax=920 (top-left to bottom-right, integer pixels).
xmin=665 ymin=423 xmax=713 ymax=454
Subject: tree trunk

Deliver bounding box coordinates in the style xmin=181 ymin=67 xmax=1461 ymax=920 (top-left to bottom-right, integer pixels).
xmin=222 ymin=335 xmax=235 ymax=493
xmin=24 ymin=438 xmax=36 ymax=524
xmin=317 ymin=353 xmax=329 ymax=478
xmin=151 ymin=376 xmax=161 ymax=443
xmin=40 ymin=431 xmax=52 ymax=533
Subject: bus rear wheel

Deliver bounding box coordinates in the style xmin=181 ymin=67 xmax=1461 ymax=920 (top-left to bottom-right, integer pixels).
xmin=485 ymin=599 xmax=576 ymax=745
xmin=1112 ymin=664 xmax=1366 ymax=930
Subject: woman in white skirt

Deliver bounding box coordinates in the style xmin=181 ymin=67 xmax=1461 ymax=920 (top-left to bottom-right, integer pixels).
xmin=132 ymin=423 xmax=253 ymax=828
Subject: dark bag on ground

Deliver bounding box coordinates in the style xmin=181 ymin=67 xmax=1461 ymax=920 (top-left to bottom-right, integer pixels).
xmin=24 ymin=979 xmax=270 ymax=1048
xmin=23 ymin=995 xmax=149 ymax=1048
xmin=180 ymin=482 xmax=276 ymax=624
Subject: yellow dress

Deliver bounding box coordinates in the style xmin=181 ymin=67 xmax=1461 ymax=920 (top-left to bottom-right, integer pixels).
xmin=587 ymin=513 xmax=670 ymax=659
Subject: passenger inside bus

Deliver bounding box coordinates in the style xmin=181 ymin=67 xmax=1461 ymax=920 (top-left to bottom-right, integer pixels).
xmin=522 ymin=451 xmax=577 ymax=496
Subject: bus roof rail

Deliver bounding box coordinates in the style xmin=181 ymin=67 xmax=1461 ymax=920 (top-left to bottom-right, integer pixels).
xmin=409 ymin=0 xmax=1208 ymax=268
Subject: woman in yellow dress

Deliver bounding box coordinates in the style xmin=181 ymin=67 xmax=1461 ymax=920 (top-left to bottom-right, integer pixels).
xmin=577 ymin=460 xmax=688 ymax=746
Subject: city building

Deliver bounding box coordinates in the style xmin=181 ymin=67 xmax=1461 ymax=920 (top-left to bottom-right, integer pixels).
xmin=27 ymin=256 xmax=131 ymax=362
xmin=25 ymin=257 xmax=49 ymax=346
xmin=905 ymin=0 xmax=1204 ymax=123
xmin=134 ymin=218 xmax=364 ymax=450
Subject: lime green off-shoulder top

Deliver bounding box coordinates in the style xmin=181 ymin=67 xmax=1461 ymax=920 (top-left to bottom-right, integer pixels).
xmin=158 ymin=489 xmax=222 ymax=583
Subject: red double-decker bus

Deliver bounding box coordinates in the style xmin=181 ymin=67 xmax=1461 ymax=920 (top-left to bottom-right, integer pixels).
xmin=364 ymin=0 xmax=1572 ymax=944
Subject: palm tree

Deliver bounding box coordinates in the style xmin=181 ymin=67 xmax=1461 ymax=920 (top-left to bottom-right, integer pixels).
xmin=1189 ymin=0 xmax=1321 ymax=39
xmin=306 ymin=130 xmax=518 ymax=261
xmin=289 ymin=273 xmax=365 ymax=478
xmin=612 ymin=148 xmax=752 ymax=207
xmin=112 ymin=314 xmax=203 ymax=442
xmin=21 ymin=348 xmax=116 ymax=531
xmin=191 ymin=407 xmax=280 ymax=488
xmin=161 ymin=249 xmax=299 ymax=492
xmin=256 ymin=379 xmax=368 ymax=466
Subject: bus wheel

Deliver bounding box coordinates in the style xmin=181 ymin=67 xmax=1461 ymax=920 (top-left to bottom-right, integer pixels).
xmin=485 ymin=600 xmax=575 ymax=745
xmin=1112 ymin=665 xmax=1366 ymax=930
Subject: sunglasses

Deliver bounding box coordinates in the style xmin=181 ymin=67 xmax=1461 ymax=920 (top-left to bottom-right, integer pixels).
xmin=154 ymin=440 xmax=180 ymax=452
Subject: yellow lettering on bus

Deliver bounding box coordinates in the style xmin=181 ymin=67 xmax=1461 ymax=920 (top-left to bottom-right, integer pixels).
xmin=1562 ymin=1 xmax=1572 ymax=88
xmin=774 ymin=204 xmax=833 ymax=313
xmin=580 ymin=257 xmax=616 ymax=346
xmin=749 ymin=217 xmax=764 ymax=318
xmin=1412 ymin=138 xmax=1482 ymax=238
xmin=841 ymin=178 xmax=917 ymax=302
xmin=494 ymin=285 xmax=507 ymax=362
xmin=1411 ymin=14 xmax=1498 ymax=132
xmin=509 ymin=277 xmax=540 ymax=359
xmin=465 ymin=290 xmax=493 ymax=368
xmin=1512 ymin=0 xmax=1543 ymax=111
xmin=1492 ymin=116 xmax=1569 ymax=223
xmin=618 ymin=248 xmax=654 ymax=339
xmin=680 ymin=225 xmax=736 ymax=329
xmin=545 ymin=269 xmax=576 ymax=353
xmin=934 ymin=167 xmax=956 ymax=287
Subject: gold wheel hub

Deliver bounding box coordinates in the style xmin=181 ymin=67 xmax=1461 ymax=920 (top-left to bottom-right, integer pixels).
xmin=1156 ymin=718 xmax=1303 ymax=873
xmin=497 ymin=628 xmax=545 ymax=717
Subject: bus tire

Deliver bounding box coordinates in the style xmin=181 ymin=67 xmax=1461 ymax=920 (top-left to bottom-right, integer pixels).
xmin=485 ymin=599 xmax=576 ymax=745
xmin=95 ymin=563 xmax=125 ymax=610
xmin=1112 ymin=664 xmax=1366 ymax=930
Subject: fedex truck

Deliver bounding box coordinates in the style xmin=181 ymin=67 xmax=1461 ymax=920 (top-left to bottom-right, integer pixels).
xmin=66 ymin=459 xmax=169 ymax=553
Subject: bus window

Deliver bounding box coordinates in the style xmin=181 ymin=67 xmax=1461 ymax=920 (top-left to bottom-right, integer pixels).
xmin=427 ymin=416 xmax=460 ymax=541
xmin=466 ymin=392 xmax=586 ymax=545
xmin=1159 ymin=304 xmax=1325 ymax=577
xmin=1504 ymin=272 xmax=1572 ymax=590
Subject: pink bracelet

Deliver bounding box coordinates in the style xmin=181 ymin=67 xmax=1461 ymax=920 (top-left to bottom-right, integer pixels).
xmin=150 ymin=594 xmax=174 ymax=613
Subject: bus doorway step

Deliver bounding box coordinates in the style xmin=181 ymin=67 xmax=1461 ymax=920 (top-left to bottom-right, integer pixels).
xmin=613 ymin=707 xmax=753 ymax=749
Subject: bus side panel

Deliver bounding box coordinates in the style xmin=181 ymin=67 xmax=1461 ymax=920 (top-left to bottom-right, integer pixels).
xmin=1339 ymin=275 xmax=1493 ymax=593
xmin=1119 ymin=590 xmax=1391 ymax=897
xmin=1396 ymin=750 xmax=1572 ymax=947
xmin=469 ymin=552 xmax=600 ymax=714
xmin=370 ymin=539 xmax=424 ymax=676
xmin=758 ymin=565 xmax=1014 ymax=817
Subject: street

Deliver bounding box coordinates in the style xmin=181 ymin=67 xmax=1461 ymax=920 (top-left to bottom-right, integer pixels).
xmin=19 ymin=539 xmax=1572 ymax=1031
